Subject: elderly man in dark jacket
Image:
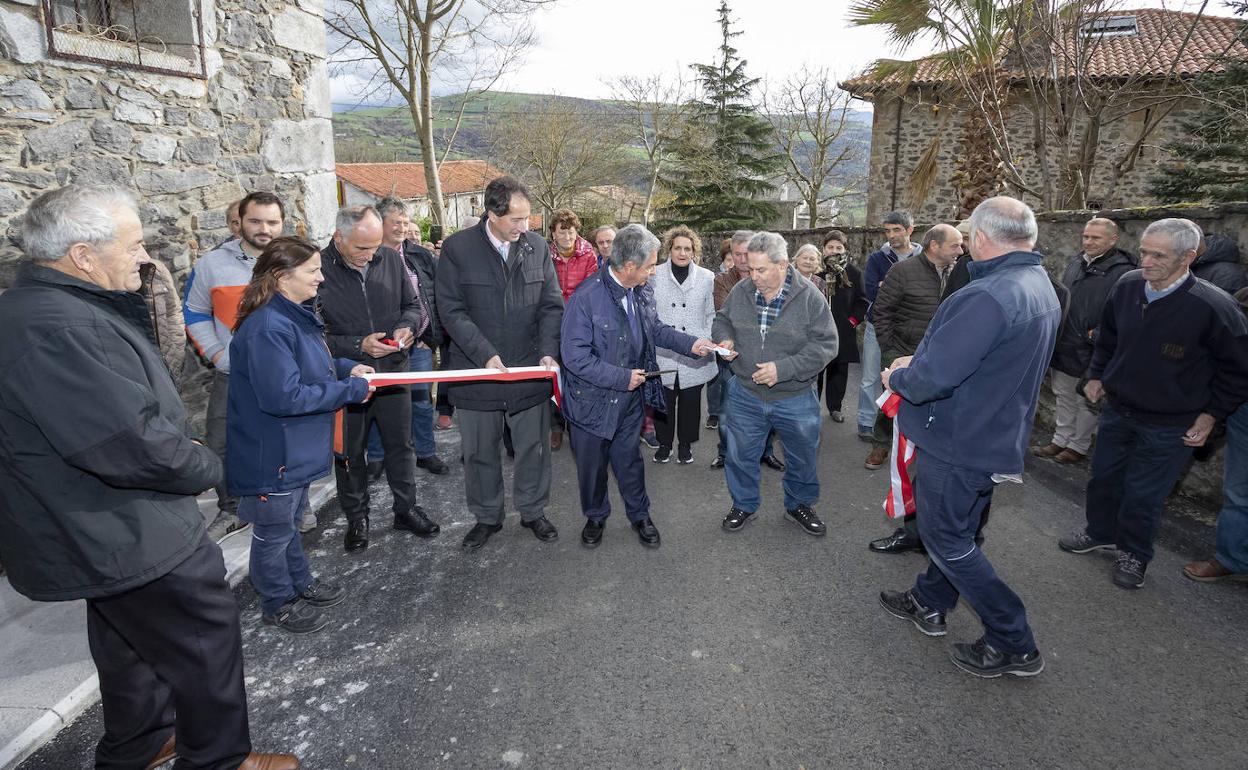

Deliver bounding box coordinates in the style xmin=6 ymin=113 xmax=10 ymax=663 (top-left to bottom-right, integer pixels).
xmin=0 ymin=186 xmax=298 ymax=769
xmin=714 ymin=232 xmax=839 ymax=537
xmin=320 ymin=204 xmax=437 ymax=551
xmin=561 ymin=224 xmax=716 ymax=548
xmin=1033 ymin=217 xmax=1136 ymax=465
xmin=880 ymin=196 xmax=1059 ymax=679
xmin=436 ymin=176 xmax=565 ymax=550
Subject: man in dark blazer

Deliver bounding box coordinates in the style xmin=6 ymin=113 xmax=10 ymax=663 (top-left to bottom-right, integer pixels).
xmin=560 ymin=224 xmax=716 ymax=548
xmin=436 ymin=176 xmax=565 ymax=550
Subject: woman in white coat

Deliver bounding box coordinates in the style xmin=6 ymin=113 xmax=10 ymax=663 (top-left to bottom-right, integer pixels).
xmin=649 ymin=225 xmax=717 ymax=464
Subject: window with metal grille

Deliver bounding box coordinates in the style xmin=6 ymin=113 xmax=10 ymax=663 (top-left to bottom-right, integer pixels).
xmin=41 ymin=0 xmax=207 ymax=78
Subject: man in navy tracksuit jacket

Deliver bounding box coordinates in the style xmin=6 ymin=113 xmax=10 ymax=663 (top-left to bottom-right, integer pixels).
xmin=878 ymin=197 xmax=1060 ymax=679
xmin=1059 ymin=218 xmax=1248 ymax=589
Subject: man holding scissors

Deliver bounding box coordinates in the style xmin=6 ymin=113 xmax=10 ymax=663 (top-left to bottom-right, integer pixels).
xmin=560 ymin=224 xmax=719 ymax=548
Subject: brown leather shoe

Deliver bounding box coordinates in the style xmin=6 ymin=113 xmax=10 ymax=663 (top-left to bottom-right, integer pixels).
xmin=237 ymin=753 xmax=301 ymax=770
xmin=1031 ymin=443 xmax=1064 ymax=458
xmin=1183 ymin=558 xmax=1248 ymax=582
xmin=864 ymin=446 xmax=889 ymax=470
xmin=144 ymin=734 xmax=177 ymax=770
xmin=550 ymin=430 xmax=563 ymax=451
xmin=1053 ymin=448 xmax=1087 ymax=464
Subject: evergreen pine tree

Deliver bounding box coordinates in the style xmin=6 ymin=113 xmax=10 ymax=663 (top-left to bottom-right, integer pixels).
xmin=657 ymin=1 xmax=783 ymax=231
xmin=1149 ymin=3 xmax=1248 ymax=202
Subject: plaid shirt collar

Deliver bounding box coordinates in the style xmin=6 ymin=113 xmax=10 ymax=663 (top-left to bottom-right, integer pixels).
xmin=755 ymin=268 xmax=793 ymax=340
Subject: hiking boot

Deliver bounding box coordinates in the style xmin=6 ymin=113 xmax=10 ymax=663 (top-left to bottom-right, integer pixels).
xmin=262 ymin=598 xmax=329 ymax=634
xmin=1058 ymin=530 xmax=1115 ymax=554
xmin=1030 ymin=443 xmax=1064 ymax=458
xmin=785 ymin=504 xmax=826 ymax=536
xmin=1112 ymin=552 xmax=1147 ymax=589
xmin=1053 ymin=448 xmax=1087 ymax=464
xmin=299 ymin=578 xmax=346 ymax=609
xmin=1183 ymin=558 xmax=1248 ymax=582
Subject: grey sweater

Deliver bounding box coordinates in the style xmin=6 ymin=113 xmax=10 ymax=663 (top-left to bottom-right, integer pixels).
xmin=712 ymin=267 xmax=839 ymax=401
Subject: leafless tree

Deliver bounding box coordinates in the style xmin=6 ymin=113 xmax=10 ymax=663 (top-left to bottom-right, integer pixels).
xmin=606 ymin=74 xmax=690 ymax=226
xmin=484 ymin=97 xmax=634 ymax=217
xmin=325 ymin=0 xmax=552 ymax=224
xmin=763 ymin=66 xmax=865 ymax=229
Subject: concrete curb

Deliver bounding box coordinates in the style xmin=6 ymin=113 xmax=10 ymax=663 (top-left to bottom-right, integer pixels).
xmin=0 ymin=480 xmax=336 ymax=770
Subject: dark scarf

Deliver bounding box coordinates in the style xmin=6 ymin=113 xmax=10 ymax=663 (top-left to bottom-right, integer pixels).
xmin=824 ymin=257 xmax=852 ymax=292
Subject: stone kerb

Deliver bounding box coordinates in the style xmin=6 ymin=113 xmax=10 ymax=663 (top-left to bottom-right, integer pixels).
xmin=0 ymin=0 xmax=338 ymax=291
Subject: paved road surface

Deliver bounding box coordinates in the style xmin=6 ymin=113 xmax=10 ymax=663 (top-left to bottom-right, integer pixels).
xmin=21 ymin=392 xmax=1247 ymax=769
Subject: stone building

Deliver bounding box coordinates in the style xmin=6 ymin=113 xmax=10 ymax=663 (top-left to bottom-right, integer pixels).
xmin=842 ymin=9 xmax=1248 ymax=223
xmin=335 ymin=159 xmax=505 ymax=229
xmin=0 ymin=0 xmax=338 ymax=289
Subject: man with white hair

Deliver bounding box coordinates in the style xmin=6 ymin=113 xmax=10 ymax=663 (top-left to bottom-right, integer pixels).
xmin=560 ymin=224 xmax=717 ymax=547
xmin=1059 ymin=217 xmax=1248 ymax=589
xmin=879 ymin=196 xmax=1059 ymax=678
xmin=712 ymin=231 xmax=838 ymax=537
xmin=0 ymin=185 xmax=298 ymax=769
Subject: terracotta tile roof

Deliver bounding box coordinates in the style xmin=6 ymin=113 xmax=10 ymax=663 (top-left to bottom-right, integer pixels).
xmin=842 ymin=8 xmax=1247 ymax=97
xmin=335 ymin=160 xmax=506 ymax=199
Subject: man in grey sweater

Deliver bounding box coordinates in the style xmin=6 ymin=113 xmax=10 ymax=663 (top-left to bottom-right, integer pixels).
xmin=712 ymin=232 xmax=839 ymax=536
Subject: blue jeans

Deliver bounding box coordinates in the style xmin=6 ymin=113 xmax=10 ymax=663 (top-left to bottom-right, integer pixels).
xmin=1216 ymin=403 xmax=1248 ymax=572
xmin=367 ymin=346 xmax=436 ymax=461
xmin=857 ymin=322 xmax=882 ymax=430
xmin=1084 ymin=404 xmax=1193 ymax=563
xmin=715 ymin=370 xmax=776 ymax=460
xmin=723 ymin=377 xmax=820 ymax=512
xmin=239 ymin=486 xmax=312 ymax=616
xmin=910 ymin=454 xmax=1036 ymax=655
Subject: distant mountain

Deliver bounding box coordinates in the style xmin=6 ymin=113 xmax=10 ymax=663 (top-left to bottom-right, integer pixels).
xmin=331 ymin=91 xmax=872 ymax=203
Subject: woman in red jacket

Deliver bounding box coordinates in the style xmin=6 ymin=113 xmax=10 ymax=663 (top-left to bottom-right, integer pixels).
xmin=550 ymin=209 xmax=599 ymax=302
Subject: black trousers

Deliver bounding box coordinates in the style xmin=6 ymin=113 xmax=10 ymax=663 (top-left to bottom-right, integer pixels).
xmin=336 ymin=383 xmax=417 ymax=522
xmin=570 ymin=391 xmax=650 ymax=523
xmin=87 ymin=535 xmax=250 ymax=770
xmin=654 ymin=378 xmax=704 ymax=449
xmin=819 ymin=361 xmax=850 ymax=413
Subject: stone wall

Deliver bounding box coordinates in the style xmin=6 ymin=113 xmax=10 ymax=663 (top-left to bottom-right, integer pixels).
xmin=0 ymin=0 xmax=339 ymax=289
xmin=863 ymin=88 xmax=1206 ymax=225
xmin=707 ymin=201 xmax=1248 ymax=510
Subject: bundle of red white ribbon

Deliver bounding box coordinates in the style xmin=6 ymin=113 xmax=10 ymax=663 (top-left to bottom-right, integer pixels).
xmin=876 ymin=390 xmax=916 ymax=519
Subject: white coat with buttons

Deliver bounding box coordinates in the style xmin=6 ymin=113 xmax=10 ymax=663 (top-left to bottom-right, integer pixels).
xmin=648 ymin=260 xmax=717 ymax=390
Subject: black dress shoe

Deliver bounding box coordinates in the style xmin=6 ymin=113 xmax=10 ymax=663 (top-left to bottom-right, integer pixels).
xmin=869 ymin=527 xmax=925 ymax=554
xmin=950 ymin=637 xmax=1044 ymax=678
xmin=879 ymin=589 xmax=946 ymax=636
xmin=632 ymin=517 xmax=661 ymax=547
xmin=761 ymin=455 xmax=785 ymax=471
xmin=521 ymin=516 xmax=559 ymax=542
xmin=722 ymin=506 xmax=756 ymax=532
xmin=462 ymin=522 xmax=503 ymax=550
xmin=785 ymin=504 xmax=826 ymax=536
xmin=394 ymin=507 xmax=440 ymax=537
xmin=366 ymin=461 xmax=384 ymax=481
xmin=710 ymin=455 xmax=726 ymax=469
xmin=581 ymin=518 xmax=605 ymax=548
xmin=344 ymin=518 xmax=369 ymax=551
xmin=416 ymin=455 xmax=449 ymax=475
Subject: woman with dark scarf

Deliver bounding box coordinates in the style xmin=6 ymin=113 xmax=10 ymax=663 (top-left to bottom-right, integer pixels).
xmin=819 ymin=230 xmax=868 ymax=423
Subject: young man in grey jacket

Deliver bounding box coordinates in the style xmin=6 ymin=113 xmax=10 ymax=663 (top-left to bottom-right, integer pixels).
xmin=712 ymin=232 xmax=839 ymax=537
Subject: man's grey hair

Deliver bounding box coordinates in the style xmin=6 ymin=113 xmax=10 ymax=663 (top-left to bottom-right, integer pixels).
xmin=968 ymin=196 xmax=1037 ymax=249
xmin=1086 ymin=216 xmax=1119 ymax=236
xmin=17 ymin=184 xmax=138 ymax=262
xmin=748 ymin=231 xmax=789 ymax=264
xmin=336 ymin=204 xmax=381 ymax=236
xmin=730 ymin=230 xmax=754 ymax=247
xmin=1143 ymin=218 xmax=1203 ymax=256
xmin=375 ymin=196 xmax=409 ymax=220
xmin=609 ymin=223 xmax=661 ymax=269
xmin=591 ymin=225 xmax=616 ymax=240
xmin=883 ymin=210 xmax=913 ymax=229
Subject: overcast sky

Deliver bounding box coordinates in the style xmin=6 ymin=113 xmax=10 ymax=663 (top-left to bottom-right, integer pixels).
xmin=330 ymin=0 xmax=1235 ymax=107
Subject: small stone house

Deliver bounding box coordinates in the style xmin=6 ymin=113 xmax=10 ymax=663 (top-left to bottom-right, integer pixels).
xmin=335 ymin=159 xmax=505 ymax=229
xmin=842 ymin=8 xmax=1248 ymax=223
xmin=0 ymin=0 xmax=339 ymax=288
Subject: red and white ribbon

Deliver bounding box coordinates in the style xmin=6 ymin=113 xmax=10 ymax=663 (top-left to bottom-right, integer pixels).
xmin=363 ymin=365 xmax=563 ymax=407
xmin=877 ymin=390 xmax=916 ymax=519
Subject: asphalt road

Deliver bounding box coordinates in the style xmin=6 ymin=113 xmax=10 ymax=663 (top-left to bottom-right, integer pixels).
xmin=21 ymin=382 xmax=1247 ymax=769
